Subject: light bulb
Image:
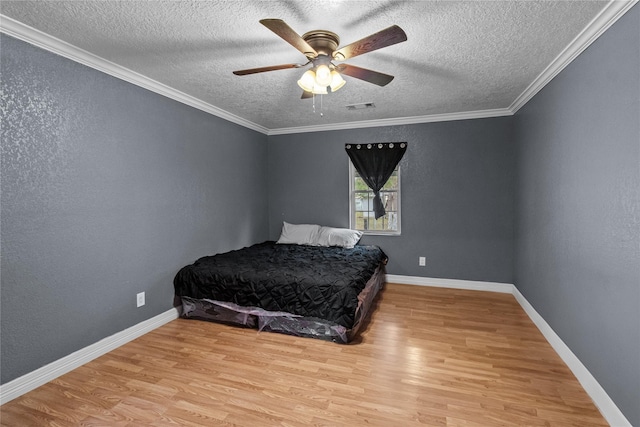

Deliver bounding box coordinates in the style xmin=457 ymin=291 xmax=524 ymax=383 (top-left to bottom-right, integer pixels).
xmin=297 ymin=70 xmax=316 ymax=92
xmin=329 ymin=70 xmax=346 ymax=92
xmin=314 ymin=64 xmax=332 ymax=87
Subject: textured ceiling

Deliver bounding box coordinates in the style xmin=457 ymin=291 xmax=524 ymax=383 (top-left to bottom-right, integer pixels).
xmin=0 ymin=1 xmax=619 ymax=133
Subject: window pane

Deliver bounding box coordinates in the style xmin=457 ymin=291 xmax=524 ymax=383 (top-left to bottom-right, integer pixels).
xmin=382 ymin=173 xmax=398 ymax=191
xmin=354 ymin=176 xmax=369 ymax=191
xmin=355 ymin=211 xmax=366 ymax=230
xmin=351 ymin=164 xmax=400 ymax=234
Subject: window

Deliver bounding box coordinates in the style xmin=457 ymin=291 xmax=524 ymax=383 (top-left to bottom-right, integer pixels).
xmin=350 ymin=163 xmax=401 ymax=235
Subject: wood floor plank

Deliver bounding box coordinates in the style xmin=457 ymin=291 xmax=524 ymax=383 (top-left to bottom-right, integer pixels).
xmin=0 ymin=284 xmax=607 ymax=426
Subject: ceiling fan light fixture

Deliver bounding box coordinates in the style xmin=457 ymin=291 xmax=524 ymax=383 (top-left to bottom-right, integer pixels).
xmin=314 ymin=64 xmax=332 ymax=87
xmin=329 ymin=70 xmax=346 ymax=92
xmin=297 ymin=69 xmax=316 ymax=92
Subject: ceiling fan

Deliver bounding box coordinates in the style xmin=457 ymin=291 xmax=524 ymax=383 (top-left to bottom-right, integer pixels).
xmin=233 ymin=19 xmax=407 ymax=98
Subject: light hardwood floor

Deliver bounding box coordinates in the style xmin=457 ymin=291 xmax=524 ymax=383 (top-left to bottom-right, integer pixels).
xmin=1 ymin=284 xmax=607 ymax=426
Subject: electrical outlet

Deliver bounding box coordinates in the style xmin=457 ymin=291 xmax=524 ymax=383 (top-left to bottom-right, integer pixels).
xmin=419 ymin=256 xmax=426 ymax=266
xmin=136 ymin=292 xmax=145 ymax=308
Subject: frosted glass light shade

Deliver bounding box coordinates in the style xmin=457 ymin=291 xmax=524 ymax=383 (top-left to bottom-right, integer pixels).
xmin=297 ymin=70 xmax=316 ymax=92
xmin=311 ymin=84 xmax=328 ymax=95
xmin=314 ymin=64 xmax=332 ymax=87
xmin=329 ymin=71 xmax=346 ymax=92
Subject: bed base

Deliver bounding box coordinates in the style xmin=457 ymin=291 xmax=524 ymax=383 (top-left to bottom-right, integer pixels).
xmin=180 ymin=264 xmax=386 ymax=344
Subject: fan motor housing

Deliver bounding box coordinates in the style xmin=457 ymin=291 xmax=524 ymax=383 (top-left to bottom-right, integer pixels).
xmin=302 ymin=30 xmax=340 ymax=55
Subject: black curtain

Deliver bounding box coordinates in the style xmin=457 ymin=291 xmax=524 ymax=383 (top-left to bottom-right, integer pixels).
xmin=346 ymin=142 xmax=407 ymax=219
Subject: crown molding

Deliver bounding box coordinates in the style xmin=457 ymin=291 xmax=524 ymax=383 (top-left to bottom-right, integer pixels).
xmin=509 ymin=0 xmax=638 ymax=113
xmin=267 ymin=108 xmax=514 ymax=135
xmin=0 ymin=13 xmax=510 ymax=135
xmin=2 ymin=0 xmax=637 ymax=135
xmin=0 ymin=15 xmax=269 ymax=135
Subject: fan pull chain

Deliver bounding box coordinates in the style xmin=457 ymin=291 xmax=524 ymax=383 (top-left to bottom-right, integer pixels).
xmin=311 ymin=94 xmax=324 ymax=117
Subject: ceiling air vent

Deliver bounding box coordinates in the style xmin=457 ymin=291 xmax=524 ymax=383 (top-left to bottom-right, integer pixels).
xmin=346 ymin=102 xmax=376 ymax=111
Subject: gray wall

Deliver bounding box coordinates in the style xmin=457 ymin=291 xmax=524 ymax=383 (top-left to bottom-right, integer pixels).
xmin=514 ymin=5 xmax=639 ymax=425
xmin=0 ymin=35 xmax=268 ymax=384
xmin=267 ymin=118 xmax=515 ymax=283
xmin=2 ymin=5 xmax=637 ymax=423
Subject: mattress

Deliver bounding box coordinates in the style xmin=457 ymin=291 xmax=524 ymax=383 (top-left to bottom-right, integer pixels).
xmin=173 ymin=241 xmax=387 ymax=343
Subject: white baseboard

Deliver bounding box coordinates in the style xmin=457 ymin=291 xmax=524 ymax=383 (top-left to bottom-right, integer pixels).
xmin=1 ymin=281 xmax=631 ymax=426
xmin=0 ymin=307 xmax=180 ymax=405
xmin=511 ymin=287 xmax=631 ymax=427
xmin=388 ymin=274 xmax=631 ymax=427
xmin=386 ymin=274 xmax=514 ymax=293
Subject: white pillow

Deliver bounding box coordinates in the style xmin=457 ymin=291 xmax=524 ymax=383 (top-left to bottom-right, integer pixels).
xmin=316 ymin=226 xmax=363 ymax=249
xmin=276 ymin=222 xmax=321 ymax=246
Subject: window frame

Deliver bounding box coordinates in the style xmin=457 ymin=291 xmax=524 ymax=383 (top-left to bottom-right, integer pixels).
xmin=349 ymin=162 xmax=401 ymax=236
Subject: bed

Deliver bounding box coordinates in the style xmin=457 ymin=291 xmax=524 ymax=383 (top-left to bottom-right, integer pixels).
xmin=173 ymin=223 xmax=387 ymax=343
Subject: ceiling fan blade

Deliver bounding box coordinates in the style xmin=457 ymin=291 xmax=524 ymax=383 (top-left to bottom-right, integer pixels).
xmin=333 ymin=25 xmax=407 ymax=61
xmin=233 ymin=63 xmax=303 ymax=76
xmin=337 ymin=64 xmax=394 ymax=86
xmin=301 ymin=91 xmax=313 ymax=99
xmin=260 ymin=19 xmax=318 ymax=58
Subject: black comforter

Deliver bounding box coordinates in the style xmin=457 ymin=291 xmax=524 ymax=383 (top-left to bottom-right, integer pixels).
xmin=173 ymin=241 xmax=387 ymax=328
